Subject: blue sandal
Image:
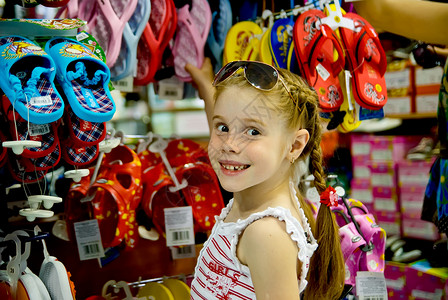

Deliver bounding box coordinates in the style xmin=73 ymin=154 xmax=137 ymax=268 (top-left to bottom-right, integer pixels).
xmin=45 ymin=37 xmax=116 ymax=123
xmin=0 ymin=36 xmax=64 ymax=124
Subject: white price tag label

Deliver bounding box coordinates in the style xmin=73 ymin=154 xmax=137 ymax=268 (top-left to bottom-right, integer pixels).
xmin=170 ymin=245 xmax=196 ymax=259
xmin=164 ymin=206 xmax=195 ymax=247
xmin=30 ymin=95 xmax=52 ymax=106
xmin=74 ymin=219 xmax=105 ymax=261
xmin=316 ymin=63 xmax=330 ymax=81
xmin=112 ymin=75 xmax=134 ymax=93
xmin=158 ymin=77 xmax=184 ymax=100
xmin=356 ymin=271 xmax=388 ymax=300
xmin=29 ymin=123 xmax=50 ymax=136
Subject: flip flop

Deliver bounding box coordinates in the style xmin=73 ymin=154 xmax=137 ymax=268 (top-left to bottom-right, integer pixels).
xmin=38 ymin=238 xmax=76 ymax=300
xmin=64 ymin=168 xmax=94 ymax=241
xmin=270 ymin=17 xmax=295 ymax=69
xmin=293 ymin=9 xmax=345 ymax=112
xmin=78 ymin=0 xmax=139 ymax=68
xmin=206 ymin=0 xmax=233 ymax=72
xmin=1 ymin=98 xmax=61 ymax=161
xmin=174 ymin=161 xmax=224 ymax=231
xmin=223 ymin=21 xmax=263 ymax=64
xmin=134 ymin=0 xmax=177 ymax=86
xmin=38 ymin=0 xmax=71 ymax=7
xmin=88 ymin=144 xmax=143 ymax=249
xmin=110 ymin=0 xmax=152 ymax=81
xmin=60 ymin=140 xmax=99 ymax=167
xmin=7 ymin=151 xmax=48 ymax=183
xmin=172 ymin=0 xmax=212 ymax=82
xmin=17 ymin=268 xmax=51 ymax=300
xmin=337 ymin=95 xmax=361 ymax=133
xmin=54 ymin=0 xmax=80 ymax=18
xmin=259 ymin=27 xmax=274 ymax=65
xmin=162 ymin=279 xmax=190 ymax=299
xmin=137 ymin=282 xmax=174 ymax=300
xmin=339 ymin=13 xmax=387 ymax=110
xmin=0 ymin=36 xmax=64 ymax=125
xmin=63 ymin=107 xmax=106 ymax=148
xmin=141 ymin=162 xmax=186 ymax=235
xmin=45 ymin=37 xmax=116 ymax=123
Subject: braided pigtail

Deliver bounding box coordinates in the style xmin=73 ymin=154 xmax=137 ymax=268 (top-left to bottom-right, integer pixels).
xmin=304 ymin=138 xmax=345 ymax=300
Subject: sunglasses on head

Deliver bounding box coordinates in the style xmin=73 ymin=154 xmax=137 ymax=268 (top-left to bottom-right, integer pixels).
xmin=213 ymin=61 xmax=298 ymax=109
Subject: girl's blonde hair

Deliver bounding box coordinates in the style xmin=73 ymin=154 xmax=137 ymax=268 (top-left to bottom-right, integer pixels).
xmin=214 ymin=67 xmax=345 ymax=300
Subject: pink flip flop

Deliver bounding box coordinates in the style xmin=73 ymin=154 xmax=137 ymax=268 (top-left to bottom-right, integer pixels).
xmin=134 ymin=0 xmax=177 ymax=86
xmin=172 ymin=0 xmax=212 ymax=82
xmin=79 ymin=0 xmax=139 ymax=68
xmin=110 ymin=0 xmax=152 ymax=81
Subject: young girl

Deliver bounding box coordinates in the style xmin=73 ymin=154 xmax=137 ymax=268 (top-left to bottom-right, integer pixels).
xmin=188 ymin=61 xmax=345 ymax=300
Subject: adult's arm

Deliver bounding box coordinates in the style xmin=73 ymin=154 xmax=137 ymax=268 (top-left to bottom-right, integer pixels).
xmin=353 ymin=0 xmax=448 ymax=45
xmin=185 ymin=58 xmax=216 ymax=132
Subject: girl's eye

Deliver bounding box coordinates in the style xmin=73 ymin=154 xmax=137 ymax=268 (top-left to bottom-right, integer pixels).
xmin=217 ymin=124 xmax=229 ymax=132
xmin=247 ymin=128 xmax=260 ymax=136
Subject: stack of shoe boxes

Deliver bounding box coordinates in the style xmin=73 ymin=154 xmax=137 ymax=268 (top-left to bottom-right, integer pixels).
xmin=414 ymin=66 xmax=444 ymax=115
xmin=350 ymin=134 xmax=422 ymax=237
xmin=383 ymin=60 xmax=443 ymax=116
xmin=398 ymin=159 xmax=440 ymax=240
xmin=385 ymin=261 xmax=448 ymax=299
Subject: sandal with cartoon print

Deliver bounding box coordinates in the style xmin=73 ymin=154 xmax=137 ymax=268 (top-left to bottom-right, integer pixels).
xmin=293 ymin=9 xmax=345 ymax=112
xmin=88 ymin=144 xmax=143 ymax=249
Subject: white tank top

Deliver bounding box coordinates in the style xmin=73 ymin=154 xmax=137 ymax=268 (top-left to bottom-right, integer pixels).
xmin=190 ymin=182 xmax=318 ymax=299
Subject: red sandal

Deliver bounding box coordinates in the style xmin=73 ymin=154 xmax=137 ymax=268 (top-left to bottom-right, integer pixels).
xmin=88 ymin=144 xmax=143 ymax=249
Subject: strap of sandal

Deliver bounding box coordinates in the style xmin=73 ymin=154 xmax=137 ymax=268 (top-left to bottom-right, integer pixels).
xmin=9 ymin=74 xmax=25 ymax=101
xmin=67 ymin=62 xmax=106 ymax=86
xmin=23 ymin=67 xmax=52 ymax=98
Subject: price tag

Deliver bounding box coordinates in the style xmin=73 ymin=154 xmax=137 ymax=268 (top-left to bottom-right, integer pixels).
xmin=164 ymin=206 xmax=195 ymax=247
xmin=170 ymin=245 xmax=196 ymax=259
xmin=30 ymin=95 xmax=52 ymax=106
xmin=112 ymin=75 xmax=134 ymax=93
xmin=316 ymin=63 xmax=330 ymax=81
xmin=356 ymin=271 xmax=388 ymax=300
xmin=158 ymin=77 xmax=184 ymax=100
xmin=74 ymin=219 xmax=105 ymax=261
xmin=29 ymin=123 xmax=50 ymax=136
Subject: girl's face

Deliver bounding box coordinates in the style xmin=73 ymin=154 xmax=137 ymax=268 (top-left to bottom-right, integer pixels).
xmin=209 ymin=85 xmax=295 ymax=193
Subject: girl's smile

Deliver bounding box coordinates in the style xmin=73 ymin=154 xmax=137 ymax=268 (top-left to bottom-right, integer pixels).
xmin=209 ymin=85 xmax=292 ymax=194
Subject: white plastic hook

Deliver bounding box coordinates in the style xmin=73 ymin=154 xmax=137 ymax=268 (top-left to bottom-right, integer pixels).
xmin=5 ymin=232 xmax=24 ymax=299
xmin=149 ymin=136 xmax=188 ymax=192
xmin=5 ymin=183 xmax=21 ymax=195
xmin=19 ymin=208 xmax=54 ymax=222
xmin=320 ymin=1 xmax=354 ymax=31
xmin=99 ymin=128 xmax=121 ymax=154
xmin=64 ymin=169 xmax=90 ymax=182
xmin=2 ymin=140 xmax=41 ymax=155
xmin=28 ymin=195 xmax=62 ymax=209
xmin=98 ymin=137 xmax=121 ymax=153
xmin=102 ymin=280 xmax=134 ymax=300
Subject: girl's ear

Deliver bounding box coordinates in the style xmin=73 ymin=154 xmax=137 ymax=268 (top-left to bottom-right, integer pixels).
xmin=289 ymin=129 xmax=310 ymax=161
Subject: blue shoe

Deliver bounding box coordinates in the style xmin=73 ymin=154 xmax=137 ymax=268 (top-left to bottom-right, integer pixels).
xmin=45 ymin=37 xmax=116 ymax=123
xmin=0 ymin=35 xmax=64 ymax=124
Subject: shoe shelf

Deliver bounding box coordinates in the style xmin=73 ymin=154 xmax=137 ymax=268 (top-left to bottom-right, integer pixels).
xmin=386 ymin=112 xmax=437 ymax=119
